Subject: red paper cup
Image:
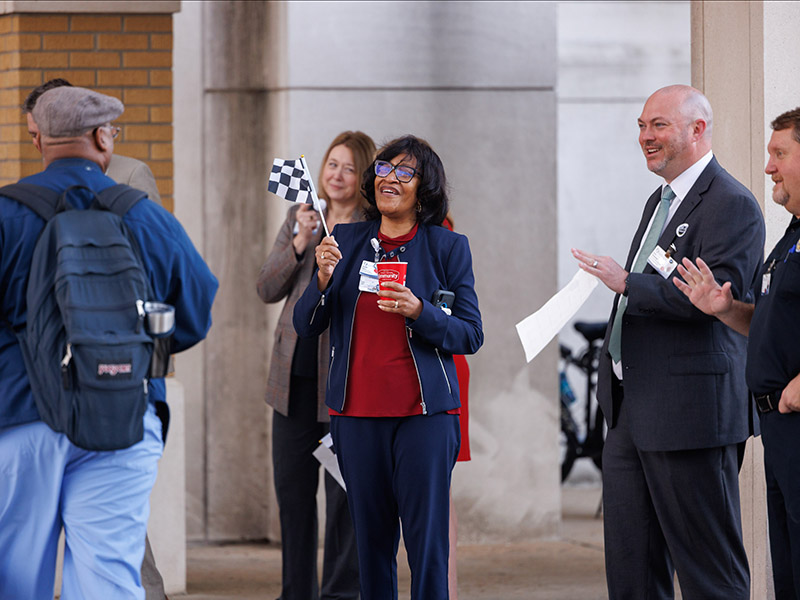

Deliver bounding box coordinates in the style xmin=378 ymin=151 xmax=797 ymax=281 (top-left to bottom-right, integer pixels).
xmin=376 ymin=262 xmax=407 ymax=301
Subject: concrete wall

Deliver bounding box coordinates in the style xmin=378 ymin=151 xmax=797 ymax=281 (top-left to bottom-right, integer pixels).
xmin=175 ymin=0 xmax=560 ymax=543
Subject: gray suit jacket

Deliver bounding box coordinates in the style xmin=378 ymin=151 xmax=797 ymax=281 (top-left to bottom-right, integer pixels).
xmin=597 ymin=158 xmax=765 ymax=451
xmin=106 ymin=155 xmax=162 ymax=206
xmin=257 ymin=204 xmax=363 ymax=422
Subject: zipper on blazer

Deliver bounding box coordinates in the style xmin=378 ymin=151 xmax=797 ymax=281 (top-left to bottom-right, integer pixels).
xmin=328 ymin=346 xmax=335 ymax=392
xmin=309 ymin=293 xmax=325 ymax=325
xmin=434 ymin=347 xmax=452 ymax=395
xmin=406 ymin=326 xmax=426 ymax=415
xmin=337 ymin=291 xmax=361 ymax=412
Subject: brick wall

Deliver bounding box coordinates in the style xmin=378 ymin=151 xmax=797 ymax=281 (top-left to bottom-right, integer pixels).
xmin=0 ymin=13 xmax=173 ymax=211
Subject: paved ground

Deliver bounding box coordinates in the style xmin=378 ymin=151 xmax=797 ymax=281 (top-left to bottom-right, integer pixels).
xmin=177 ymin=472 xmax=609 ymax=600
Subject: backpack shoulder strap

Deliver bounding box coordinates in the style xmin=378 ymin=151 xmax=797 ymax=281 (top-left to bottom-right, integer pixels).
xmin=0 ymin=183 xmax=60 ymax=221
xmin=95 ymin=184 xmax=148 ymax=217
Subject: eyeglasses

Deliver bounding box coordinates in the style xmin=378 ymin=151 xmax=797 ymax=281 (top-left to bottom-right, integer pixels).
xmin=94 ymin=124 xmax=120 ymax=139
xmin=374 ymin=160 xmax=417 ymax=183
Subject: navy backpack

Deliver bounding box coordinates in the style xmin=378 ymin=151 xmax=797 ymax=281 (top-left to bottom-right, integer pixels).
xmin=2 ymin=183 xmax=155 ymax=450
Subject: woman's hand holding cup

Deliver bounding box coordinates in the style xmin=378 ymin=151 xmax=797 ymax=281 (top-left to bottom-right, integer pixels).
xmin=377 ymin=281 xmax=423 ymax=320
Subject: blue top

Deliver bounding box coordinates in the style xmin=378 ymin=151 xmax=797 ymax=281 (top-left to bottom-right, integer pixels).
xmin=747 ymin=217 xmax=800 ymax=395
xmin=293 ymin=220 xmax=483 ymax=415
xmin=0 ymin=158 xmax=218 ymax=428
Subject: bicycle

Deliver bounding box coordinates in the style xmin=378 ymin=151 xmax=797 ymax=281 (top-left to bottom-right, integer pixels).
xmin=559 ymin=320 xmax=607 ymax=483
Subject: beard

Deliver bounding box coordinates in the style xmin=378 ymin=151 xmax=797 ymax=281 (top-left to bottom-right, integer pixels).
xmin=772 ymin=184 xmax=789 ymax=207
xmin=645 ymin=135 xmax=690 ymax=178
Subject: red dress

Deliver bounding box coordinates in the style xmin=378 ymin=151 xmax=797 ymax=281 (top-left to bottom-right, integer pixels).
xmin=443 ymin=218 xmax=471 ymax=462
xmin=453 ymin=353 xmax=471 ymax=462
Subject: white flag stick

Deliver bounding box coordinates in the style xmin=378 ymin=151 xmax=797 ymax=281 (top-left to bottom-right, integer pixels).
xmin=299 ymin=155 xmax=330 ymax=238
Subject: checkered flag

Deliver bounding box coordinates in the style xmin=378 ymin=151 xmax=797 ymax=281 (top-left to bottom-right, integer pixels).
xmin=267 ymin=155 xmax=330 ymax=236
xmin=268 ymin=158 xmax=312 ymax=204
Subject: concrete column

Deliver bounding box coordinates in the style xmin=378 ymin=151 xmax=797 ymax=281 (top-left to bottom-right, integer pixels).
xmin=692 ymin=1 xmax=800 ymax=597
xmin=148 ymin=379 xmax=187 ymax=594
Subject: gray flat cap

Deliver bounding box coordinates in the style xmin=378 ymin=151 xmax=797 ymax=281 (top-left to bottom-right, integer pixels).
xmin=32 ymin=86 xmax=124 ymax=138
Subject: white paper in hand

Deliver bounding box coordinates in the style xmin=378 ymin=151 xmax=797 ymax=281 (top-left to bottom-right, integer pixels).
xmin=312 ymin=433 xmax=346 ymax=491
xmin=515 ymin=269 xmax=598 ymax=363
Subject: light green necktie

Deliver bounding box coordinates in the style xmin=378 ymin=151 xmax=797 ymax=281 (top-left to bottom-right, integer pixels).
xmin=608 ymin=185 xmax=675 ymax=363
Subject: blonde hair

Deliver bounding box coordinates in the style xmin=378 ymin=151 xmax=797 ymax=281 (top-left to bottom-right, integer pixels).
xmin=317 ymin=131 xmax=376 ymax=209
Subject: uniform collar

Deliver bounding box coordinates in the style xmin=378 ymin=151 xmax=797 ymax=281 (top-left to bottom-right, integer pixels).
xmin=45 ymin=157 xmax=104 ymax=174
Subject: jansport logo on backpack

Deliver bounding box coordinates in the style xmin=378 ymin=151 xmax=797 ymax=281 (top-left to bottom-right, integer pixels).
xmin=2 ymin=183 xmax=157 ymax=451
xmin=97 ymin=360 xmax=133 ymax=378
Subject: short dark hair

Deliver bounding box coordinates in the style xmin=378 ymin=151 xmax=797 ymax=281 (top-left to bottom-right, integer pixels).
xmin=771 ymin=107 xmax=800 ymax=145
xmin=22 ymin=78 xmax=73 ymax=113
xmin=362 ymin=135 xmax=449 ymax=226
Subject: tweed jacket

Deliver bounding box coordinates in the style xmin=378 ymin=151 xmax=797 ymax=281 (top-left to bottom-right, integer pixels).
xmin=106 ymin=154 xmax=162 ymax=206
xmin=258 ymin=204 xmax=363 ymax=422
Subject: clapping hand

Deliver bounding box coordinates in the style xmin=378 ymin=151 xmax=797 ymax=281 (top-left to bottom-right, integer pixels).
xmin=674 ymin=257 xmax=732 ymax=317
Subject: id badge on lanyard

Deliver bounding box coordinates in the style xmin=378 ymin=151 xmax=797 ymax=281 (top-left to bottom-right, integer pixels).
xmin=358 ymin=260 xmax=379 ymax=293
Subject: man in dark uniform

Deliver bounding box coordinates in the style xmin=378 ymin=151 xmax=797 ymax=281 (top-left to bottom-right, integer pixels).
xmin=675 ymin=106 xmax=800 ymax=599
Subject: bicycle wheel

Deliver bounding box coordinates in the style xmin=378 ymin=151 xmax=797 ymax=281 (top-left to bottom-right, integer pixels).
xmin=560 ymin=398 xmax=579 ymax=482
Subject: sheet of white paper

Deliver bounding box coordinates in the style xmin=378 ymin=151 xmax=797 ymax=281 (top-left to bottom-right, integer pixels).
xmin=515 ymin=269 xmax=599 ymax=363
xmin=312 ymin=433 xmax=346 ymax=491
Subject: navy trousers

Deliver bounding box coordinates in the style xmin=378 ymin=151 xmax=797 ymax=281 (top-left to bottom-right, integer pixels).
xmin=272 ymin=376 xmax=359 ymax=600
xmin=602 ymin=396 xmax=749 ymax=600
xmin=761 ymin=410 xmax=800 ymax=600
xmin=331 ymin=413 xmax=460 ymax=600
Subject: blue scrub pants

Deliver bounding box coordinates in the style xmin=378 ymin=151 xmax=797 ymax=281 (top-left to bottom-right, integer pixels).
xmin=761 ymin=410 xmax=800 ymax=600
xmin=331 ymin=412 xmax=460 ymax=600
xmin=0 ymin=404 xmax=163 ymax=600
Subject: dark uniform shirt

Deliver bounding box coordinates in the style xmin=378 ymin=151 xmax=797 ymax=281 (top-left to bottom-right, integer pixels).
xmin=746 ymin=217 xmax=800 ymax=395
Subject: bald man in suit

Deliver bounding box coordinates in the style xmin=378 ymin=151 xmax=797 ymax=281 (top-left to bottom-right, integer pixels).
xmin=573 ymin=85 xmax=764 ymax=599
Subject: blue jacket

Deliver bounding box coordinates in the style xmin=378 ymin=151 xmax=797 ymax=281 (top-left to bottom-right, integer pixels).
xmin=0 ymin=158 xmax=218 ymax=428
xmin=293 ymin=220 xmax=483 ymax=415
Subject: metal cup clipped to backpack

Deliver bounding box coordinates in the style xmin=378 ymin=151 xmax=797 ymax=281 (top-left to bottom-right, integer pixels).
xmin=143 ymin=301 xmax=175 ymax=378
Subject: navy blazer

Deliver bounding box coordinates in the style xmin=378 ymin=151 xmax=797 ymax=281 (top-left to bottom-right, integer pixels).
xmin=597 ymin=158 xmax=765 ymax=451
xmin=293 ymin=220 xmax=483 ymax=416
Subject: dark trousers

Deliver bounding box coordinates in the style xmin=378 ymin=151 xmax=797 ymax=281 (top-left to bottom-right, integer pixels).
xmin=603 ymin=396 xmax=749 ymax=600
xmin=761 ymin=410 xmax=800 ymax=600
xmin=330 ymin=413 xmax=460 ymax=600
xmin=273 ymin=376 xmax=359 ymax=600
xmin=142 ymin=536 xmax=166 ymax=599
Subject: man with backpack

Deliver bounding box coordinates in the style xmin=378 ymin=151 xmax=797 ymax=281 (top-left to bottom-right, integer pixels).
xmin=24 ymin=77 xmax=169 ymax=600
xmin=0 ymin=87 xmax=218 ymax=599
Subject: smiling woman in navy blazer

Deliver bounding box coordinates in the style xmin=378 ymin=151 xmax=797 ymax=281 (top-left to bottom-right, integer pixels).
xmin=293 ymin=135 xmax=483 ymax=600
